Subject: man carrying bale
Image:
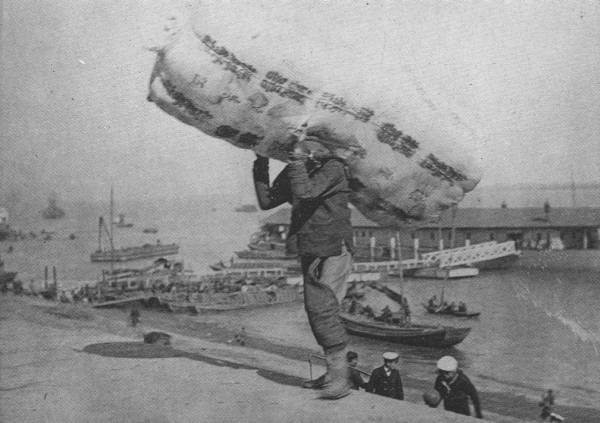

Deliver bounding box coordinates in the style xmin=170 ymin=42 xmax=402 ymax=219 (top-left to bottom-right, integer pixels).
xmin=253 ymin=135 xmax=354 ymax=399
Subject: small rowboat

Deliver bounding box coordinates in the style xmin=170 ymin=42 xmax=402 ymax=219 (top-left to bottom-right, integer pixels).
xmin=340 ymin=313 xmax=471 ymax=348
xmin=422 ymin=304 xmax=481 ymax=318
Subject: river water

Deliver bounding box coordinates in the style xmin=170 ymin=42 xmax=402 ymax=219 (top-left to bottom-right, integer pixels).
xmin=2 ymin=196 xmax=599 ymax=411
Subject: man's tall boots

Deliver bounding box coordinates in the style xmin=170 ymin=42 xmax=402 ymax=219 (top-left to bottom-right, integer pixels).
xmin=319 ymin=347 xmax=352 ymax=399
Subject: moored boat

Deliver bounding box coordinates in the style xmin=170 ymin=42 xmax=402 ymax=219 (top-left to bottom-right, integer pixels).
xmin=340 ymin=313 xmax=471 ymax=348
xmin=114 ymin=214 xmax=134 ymax=228
xmin=163 ymin=285 xmax=302 ymax=312
xmin=91 ymin=242 xmax=180 ymax=262
xmin=422 ymin=304 xmax=481 ymax=318
xmin=413 ymin=266 xmax=479 ymax=279
xmin=234 ymin=204 xmax=258 ymax=213
xmin=41 ymin=194 xmax=65 ymax=219
xmin=0 ymin=256 xmax=17 ymax=291
xmin=235 ymin=249 xmax=297 ymax=260
xmin=91 ymin=188 xmax=178 ymax=262
xmin=0 ymin=207 xmax=10 ymax=241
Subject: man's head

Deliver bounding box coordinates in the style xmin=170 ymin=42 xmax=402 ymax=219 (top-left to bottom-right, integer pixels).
xmin=383 ymin=351 xmax=399 ymax=369
xmin=295 ymin=137 xmax=334 ymax=162
xmin=436 ymin=355 xmax=458 ymax=381
xmin=346 ymin=350 xmax=358 ymax=367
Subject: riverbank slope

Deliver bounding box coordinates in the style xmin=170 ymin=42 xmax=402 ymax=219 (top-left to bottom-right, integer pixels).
xmin=0 ymin=294 xmax=536 ymax=423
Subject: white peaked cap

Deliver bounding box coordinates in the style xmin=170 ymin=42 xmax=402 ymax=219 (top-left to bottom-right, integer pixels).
xmin=437 ymin=356 xmax=458 ymax=372
xmin=383 ymin=352 xmax=399 ymax=361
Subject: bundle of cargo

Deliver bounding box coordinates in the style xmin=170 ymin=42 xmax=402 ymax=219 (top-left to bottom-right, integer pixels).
xmin=147 ymin=4 xmax=481 ymax=226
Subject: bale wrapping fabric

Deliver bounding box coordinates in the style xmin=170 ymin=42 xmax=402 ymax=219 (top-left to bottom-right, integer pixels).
xmin=147 ymin=6 xmax=482 ymax=226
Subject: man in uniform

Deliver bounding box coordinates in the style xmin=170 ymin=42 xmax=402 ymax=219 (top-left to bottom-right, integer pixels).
xmin=367 ymin=352 xmax=404 ymax=400
xmin=433 ymin=355 xmax=483 ymax=418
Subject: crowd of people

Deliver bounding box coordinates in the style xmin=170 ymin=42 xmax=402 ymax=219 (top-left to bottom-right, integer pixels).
xmin=427 ymin=295 xmax=468 ymax=313
xmin=304 ymin=351 xmax=483 ymax=418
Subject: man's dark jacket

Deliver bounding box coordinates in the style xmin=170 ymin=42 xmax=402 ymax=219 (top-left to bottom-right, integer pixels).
xmin=434 ymin=370 xmax=482 ymax=418
xmin=350 ymin=368 xmax=368 ymax=390
xmin=367 ymin=365 xmax=404 ymax=400
xmin=253 ymin=156 xmax=353 ymax=257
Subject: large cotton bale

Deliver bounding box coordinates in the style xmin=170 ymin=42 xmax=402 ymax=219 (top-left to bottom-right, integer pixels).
xmin=147 ymin=3 xmax=482 ymax=226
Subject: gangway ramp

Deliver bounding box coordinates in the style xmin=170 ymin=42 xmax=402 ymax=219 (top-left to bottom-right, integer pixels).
xmin=353 ymin=241 xmax=519 ymax=274
xmin=421 ymin=241 xmax=519 ymax=268
xmin=353 ymin=259 xmax=422 ymax=274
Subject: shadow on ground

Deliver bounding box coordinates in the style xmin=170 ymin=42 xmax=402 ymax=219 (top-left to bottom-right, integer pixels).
xmin=81 ymin=342 xmax=303 ymax=387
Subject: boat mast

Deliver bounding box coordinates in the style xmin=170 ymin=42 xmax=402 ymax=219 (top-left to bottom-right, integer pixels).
xmin=438 ymin=212 xmax=444 ymax=251
xmin=97 ymin=217 xmax=103 ymax=251
xmin=450 ymin=203 xmax=457 ymax=249
xmin=109 ymin=187 xmax=115 ymax=273
xmin=396 ymin=232 xmax=404 ymax=298
xmin=570 ymin=168 xmax=576 ymax=208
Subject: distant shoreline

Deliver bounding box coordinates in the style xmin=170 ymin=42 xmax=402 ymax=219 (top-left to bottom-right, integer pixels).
xmin=2 ymin=181 xmax=600 ymax=212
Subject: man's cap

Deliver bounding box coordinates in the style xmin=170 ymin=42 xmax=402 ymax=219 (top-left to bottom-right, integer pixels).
xmin=382 ymin=352 xmax=399 ymax=361
xmin=346 ymin=351 xmax=358 ymax=361
xmin=436 ymin=355 xmax=458 ymax=372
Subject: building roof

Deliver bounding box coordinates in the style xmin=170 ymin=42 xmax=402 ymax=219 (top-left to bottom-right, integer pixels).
xmin=427 ymin=207 xmax=600 ymax=229
xmin=261 ymin=206 xmax=380 ymax=228
xmin=262 ymin=207 xmax=600 ymax=229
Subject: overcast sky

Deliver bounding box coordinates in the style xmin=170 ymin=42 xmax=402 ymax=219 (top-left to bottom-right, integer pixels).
xmin=1 ymin=0 xmax=599 ymax=206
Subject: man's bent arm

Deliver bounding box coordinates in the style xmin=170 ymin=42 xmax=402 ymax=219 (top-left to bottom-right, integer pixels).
xmin=253 ymin=156 xmax=290 ymax=210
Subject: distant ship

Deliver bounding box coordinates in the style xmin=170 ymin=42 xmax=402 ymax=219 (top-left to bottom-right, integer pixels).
xmin=41 ymin=194 xmax=65 ymax=219
xmin=90 ymin=240 xmax=179 ymax=262
xmin=114 ymin=213 xmax=133 ymax=228
xmin=234 ymin=204 xmax=258 ymax=213
xmin=90 ymin=188 xmax=179 ymax=263
xmin=142 ymin=227 xmax=159 ymax=234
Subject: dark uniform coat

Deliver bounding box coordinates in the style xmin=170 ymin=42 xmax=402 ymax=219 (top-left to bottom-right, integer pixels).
xmin=367 ymin=365 xmax=404 ymax=400
xmin=434 ymin=370 xmax=482 ymax=418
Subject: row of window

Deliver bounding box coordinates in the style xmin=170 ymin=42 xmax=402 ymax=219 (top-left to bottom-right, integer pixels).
xmin=316 ymin=226 xmax=575 ymax=243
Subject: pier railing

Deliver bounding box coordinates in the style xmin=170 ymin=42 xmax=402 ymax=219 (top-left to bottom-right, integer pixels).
xmin=353 ymin=241 xmax=519 ymax=272
xmin=421 ymin=241 xmax=519 ymax=268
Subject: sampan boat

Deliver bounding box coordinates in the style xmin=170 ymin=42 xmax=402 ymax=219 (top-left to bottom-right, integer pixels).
xmin=422 ymin=304 xmax=481 ymax=318
xmin=340 ymin=313 xmax=471 ymax=348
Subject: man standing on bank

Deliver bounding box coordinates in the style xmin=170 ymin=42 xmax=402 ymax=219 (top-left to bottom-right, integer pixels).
xmin=368 ymin=352 xmax=404 ymax=400
xmin=433 ymin=355 xmax=483 ymax=418
xmin=347 ymin=351 xmax=369 ymax=390
xmin=253 ymin=135 xmax=354 ymax=399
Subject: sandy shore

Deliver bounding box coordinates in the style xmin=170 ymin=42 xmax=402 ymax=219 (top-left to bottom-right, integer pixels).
xmin=1 ymin=294 xmax=598 ymax=422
